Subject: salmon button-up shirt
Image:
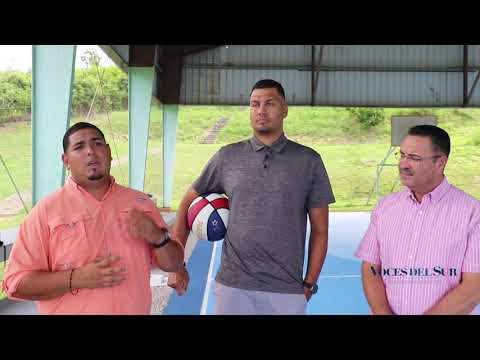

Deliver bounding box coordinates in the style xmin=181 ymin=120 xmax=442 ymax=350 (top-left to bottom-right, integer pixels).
xmin=2 ymin=176 xmax=168 ymax=315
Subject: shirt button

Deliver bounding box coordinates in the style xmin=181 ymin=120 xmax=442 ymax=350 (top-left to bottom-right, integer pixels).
xmin=419 ymin=211 xmax=423 ymax=215
xmin=409 ymin=255 xmax=413 ymax=259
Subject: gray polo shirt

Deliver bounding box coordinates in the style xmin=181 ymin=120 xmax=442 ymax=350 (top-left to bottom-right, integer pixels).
xmin=193 ymin=133 xmax=335 ymax=294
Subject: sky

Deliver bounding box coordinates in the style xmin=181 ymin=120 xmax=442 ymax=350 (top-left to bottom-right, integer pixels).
xmin=0 ymin=45 xmax=115 ymax=72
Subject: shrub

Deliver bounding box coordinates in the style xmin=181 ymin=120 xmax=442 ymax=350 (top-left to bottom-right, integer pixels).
xmin=346 ymin=107 xmax=385 ymax=128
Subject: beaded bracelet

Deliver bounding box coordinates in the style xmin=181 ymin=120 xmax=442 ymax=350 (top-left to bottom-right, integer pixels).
xmin=69 ymin=268 xmax=79 ymax=296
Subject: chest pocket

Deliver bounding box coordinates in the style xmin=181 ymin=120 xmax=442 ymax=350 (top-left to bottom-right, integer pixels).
xmin=48 ymin=212 xmax=91 ymax=270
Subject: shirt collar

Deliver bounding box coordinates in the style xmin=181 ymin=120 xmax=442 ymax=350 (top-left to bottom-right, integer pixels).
xmin=66 ymin=175 xmax=116 ymax=201
xmin=405 ymin=176 xmax=450 ymax=204
xmin=249 ymin=133 xmax=288 ymax=153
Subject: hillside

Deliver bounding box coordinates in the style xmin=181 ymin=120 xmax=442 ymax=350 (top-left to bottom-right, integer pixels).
xmin=0 ymin=106 xmax=479 ymax=231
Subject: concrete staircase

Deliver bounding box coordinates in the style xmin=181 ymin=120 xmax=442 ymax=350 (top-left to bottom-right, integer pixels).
xmin=200 ymin=117 xmax=229 ymax=144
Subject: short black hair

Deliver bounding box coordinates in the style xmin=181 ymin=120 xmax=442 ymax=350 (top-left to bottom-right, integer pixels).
xmin=407 ymin=125 xmax=450 ymax=157
xmin=63 ymin=122 xmax=106 ymax=152
xmin=250 ymin=79 xmax=285 ymax=100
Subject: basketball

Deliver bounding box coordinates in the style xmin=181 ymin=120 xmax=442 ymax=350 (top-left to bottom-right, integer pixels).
xmin=187 ymin=193 xmax=229 ymax=241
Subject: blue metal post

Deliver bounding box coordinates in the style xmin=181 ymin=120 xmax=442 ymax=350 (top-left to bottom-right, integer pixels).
xmin=163 ymin=104 xmax=179 ymax=208
xmin=128 ymin=67 xmax=154 ymax=191
xmin=32 ymin=45 xmax=76 ymax=205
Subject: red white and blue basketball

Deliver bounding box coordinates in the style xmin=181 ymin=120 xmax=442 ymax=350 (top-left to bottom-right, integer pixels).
xmin=187 ymin=193 xmax=229 ymax=241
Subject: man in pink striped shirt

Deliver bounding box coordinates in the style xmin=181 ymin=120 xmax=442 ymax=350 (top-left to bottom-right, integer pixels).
xmin=355 ymin=125 xmax=480 ymax=315
xmin=2 ymin=122 xmax=184 ymax=314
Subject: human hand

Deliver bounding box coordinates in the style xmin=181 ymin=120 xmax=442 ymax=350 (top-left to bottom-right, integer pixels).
xmin=124 ymin=208 xmax=167 ymax=245
xmin=167 ymin=267 xmax=190 ymax=296
xmin=72 ymin=255 xmax=127 ymax=289
xmin=304 ymin=287 xmax=313 ymax=302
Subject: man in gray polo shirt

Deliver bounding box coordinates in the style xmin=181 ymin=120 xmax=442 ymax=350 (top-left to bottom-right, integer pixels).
xmin=169 ymin=79 xmax=335 ymax=314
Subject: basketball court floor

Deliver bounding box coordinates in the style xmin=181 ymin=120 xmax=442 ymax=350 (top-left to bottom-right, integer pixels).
xmin=164 ymin=211 xmax=372 ymax=315
xmin=0 ymin=212 xmax=372 ymax=315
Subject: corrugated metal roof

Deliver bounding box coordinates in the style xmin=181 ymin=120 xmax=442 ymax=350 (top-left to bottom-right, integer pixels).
xmin=181 ymin=68 xmax=310 ymax=105
xmin=321 ymin=45 xmax=465 ymax=67
xmin=313 ymin=71 xmax=465 ymax=107
xmin=178 ymin=45 xmax=480 ymax=107
xmin=184 ymin=45 xmax=480 ymax=69
xmin=98 ymin=45 xmax=480 ymax=107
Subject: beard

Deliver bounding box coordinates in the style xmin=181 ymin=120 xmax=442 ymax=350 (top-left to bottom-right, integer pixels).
xmin=255 ymin=127 xmax=273 ymax=133
xmin=87 ymin=173 xmax=104 ymax=181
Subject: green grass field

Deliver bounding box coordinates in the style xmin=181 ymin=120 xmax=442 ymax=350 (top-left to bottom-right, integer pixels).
xmin=1 ymin=106 xmax=480 ymax=231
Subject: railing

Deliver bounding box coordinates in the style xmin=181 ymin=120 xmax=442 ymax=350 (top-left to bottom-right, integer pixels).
xmin=0 ymin=228 xmax=19 ymax=263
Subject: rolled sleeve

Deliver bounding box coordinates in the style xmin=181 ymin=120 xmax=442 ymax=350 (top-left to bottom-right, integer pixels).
xmin=354 ymin=206 xmax=381 ymax=265
xmin=2 ymin=205 xmax=50 ymax=300
xmin=306 ymin=156 xmax=335 ymax=209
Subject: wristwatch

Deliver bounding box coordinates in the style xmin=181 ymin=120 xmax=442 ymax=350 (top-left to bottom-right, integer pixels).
xmin=303 ymin=281 xmax=318 ymax=294
xmin=152 ymin=232 xmax=171 ymax=248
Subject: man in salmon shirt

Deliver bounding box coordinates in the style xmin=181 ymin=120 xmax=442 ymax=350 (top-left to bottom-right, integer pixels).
xmin=356 ymin=125 xmax=480 ymax=315
xmin=2 ymin=122 xmax=184 ymax=314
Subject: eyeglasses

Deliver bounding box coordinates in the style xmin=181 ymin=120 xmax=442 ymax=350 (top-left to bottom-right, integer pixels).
xmin=395 ymin=151 xmax=442 ymax=163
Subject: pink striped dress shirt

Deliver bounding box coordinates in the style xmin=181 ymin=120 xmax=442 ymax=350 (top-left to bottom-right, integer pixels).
xmin=355 ymin=177 xmax=480 ymax=315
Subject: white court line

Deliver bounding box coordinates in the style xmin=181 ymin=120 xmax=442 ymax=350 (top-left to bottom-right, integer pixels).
xmin=199 ymin=249 xmax=359 ymax=313
xmin=200 ymin=241 xmax=218 ymax=315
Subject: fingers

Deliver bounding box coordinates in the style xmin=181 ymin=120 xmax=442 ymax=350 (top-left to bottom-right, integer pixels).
xmin=176 ymin=277 xmax=189 ymax=295
xmin=126 ymin=208 xmax=147 ymax=225
xmin=167 ymin=273 xmax=189 ymax=296
xmin=124 ymin=209 xmax=160 ymax=243
xmin=176 ymin=282 xmax=187 ymax=295
xmin=303 ymin=289 xmax=312 ymax=302
xmin=167 ymin=274 xmax=177 ymax=289
xmin=91 ymin=265 xmax=128 ymax=288
xmin=101 ymin=266 xmax=127 ymax=276
xmin=84 ymin=257 xmax=127 ymax=289
xmin=125 ymin=212 xmax=146 ymax=239
xmin=96 ymin=255 xmax=122 ymax=268
xmin=94 ymin=255 xmax=108 ymax=264
xmin=100 ymin=274 xmax=127 ymax=287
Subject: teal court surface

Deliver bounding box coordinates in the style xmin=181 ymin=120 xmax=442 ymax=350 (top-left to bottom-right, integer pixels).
xmin=0 ymin=212 xmax=372 ymax=315
xmin=164 ymin=212 xmax=372 ymax=315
